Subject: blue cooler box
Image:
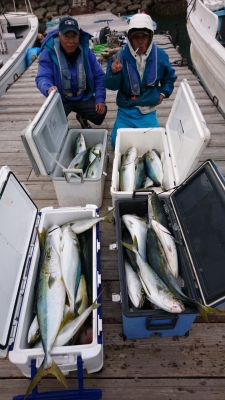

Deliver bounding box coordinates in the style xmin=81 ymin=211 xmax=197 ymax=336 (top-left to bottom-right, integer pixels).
xmin=115 ymin=159 xmax=225 ymax=339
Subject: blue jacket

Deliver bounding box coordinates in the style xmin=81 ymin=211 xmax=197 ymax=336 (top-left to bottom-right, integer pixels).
xmin=104 ymin=43 xmax=177 ymax=108
xmin=36 ymin=28 xmax=106 ymax=104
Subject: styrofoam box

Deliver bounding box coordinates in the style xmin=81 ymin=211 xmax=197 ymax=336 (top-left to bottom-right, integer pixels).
xmin=0 ymin=167 xmax=103 ymax=377
xmin=110 ymin=79 xmax=211 ymax=206
xmin=21 ymin=90 xmax=108 ymax=209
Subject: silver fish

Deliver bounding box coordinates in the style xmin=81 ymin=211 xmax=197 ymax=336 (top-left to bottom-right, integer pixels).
xmin=89 ymin=143 xmax=103 ymax=163
xmin=134 ymin=157 xmax=145 ymax=190
xmin=46 ymin=224 xmax=62 ymax=257
xmin=25 ymin=230 xmax=67 ymax=398
xmin=60 ymin=226 xmax=81 ymax=314
xmin=122 ymin=214 xmax=149 ymax=259
xmin=146 ymin=227 xmax=225 ymax=322
xmin=151 ymin=219 xmax=179 ymax=278
xmin=121 ymin=236 xmax=185 ymax=313
xmin=63 ymin=208 xmax=114 ymax=235
xmin=143 ymin=150 xmax=163 ymax=187
xmin=119 ymin=147 xmax=137 ymax=191
xmin=74 ymin=132 xmax=86 ymax=156
xmin=54 ymin=299 xmax=100 ymax=347
xmin=85 ymin=155 xmax=101 ymax=179
xmin=75 ymin=274 xmax=89 ymax=315
xmin=28 ymin=315 xmax=40 ymax=346
xmin=125 ymin=259 xmax=145 ymax=309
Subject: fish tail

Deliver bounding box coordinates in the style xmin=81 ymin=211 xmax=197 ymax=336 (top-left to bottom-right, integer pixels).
xmin=24 ymin=358 xmax=68 ymax=399
xmin=197 ymin=303 xmax=225 ymax=322
xmin=121 ymin=235 xmax=138 ymax=253
xmin=103 ymin=207 xmax=115 ymax=224
xmin=37 ymin=228 xmax=46 ymax=248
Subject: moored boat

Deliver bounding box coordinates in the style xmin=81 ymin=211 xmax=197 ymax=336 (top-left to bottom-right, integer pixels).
xmin=186 ymin=0 xmax=225 ymax=118
xmin=0 ymin=7 xmax=38 ymax=96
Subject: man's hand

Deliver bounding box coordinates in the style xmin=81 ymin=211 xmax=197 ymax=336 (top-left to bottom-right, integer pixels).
xmin=48 ymin=86 xmax=58 ymax=95
xmin=96 ymin=103 xmax=106 ymax=114
xmin=111 ymin=53 xmax=122 ymax=73
xmin=156 ymin=94 xmax=165 ymax=105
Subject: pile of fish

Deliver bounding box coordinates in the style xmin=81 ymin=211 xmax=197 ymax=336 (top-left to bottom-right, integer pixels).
xmin=119 ymin=146 xmax=164 ymax=191
xmin=24 ymin=208 xmax=114 ymax=399
xmin=67 ymin=133 xmax=103 ymax=179
xmin=121 ymin=191 xmax=225 ymax=320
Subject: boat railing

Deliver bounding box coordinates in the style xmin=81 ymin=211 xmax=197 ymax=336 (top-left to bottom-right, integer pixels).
xmin=12 ymin=0 xmax=34 ymax=14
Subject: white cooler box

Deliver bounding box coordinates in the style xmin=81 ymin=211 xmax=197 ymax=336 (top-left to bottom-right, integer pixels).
xmin=0 ymin=166 xmax=103 ymax=380
xmin=21 ymin=90 xmax=108 ymax=208
xmin=110 ymin=79 xmax=211 ymax=205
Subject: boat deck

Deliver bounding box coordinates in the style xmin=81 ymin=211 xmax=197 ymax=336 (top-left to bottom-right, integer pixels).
xmin=1 ymin=11 xmax=225 ymax=400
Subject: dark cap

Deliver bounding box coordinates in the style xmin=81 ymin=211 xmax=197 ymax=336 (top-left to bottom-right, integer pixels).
xmin=129 ymin=29 xmax=151 ymax=39
xmin=59 ymin=17 xmax=80 ymax=35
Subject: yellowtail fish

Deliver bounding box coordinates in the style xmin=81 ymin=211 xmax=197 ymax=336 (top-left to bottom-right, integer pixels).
xmin=24 ymin=232 xmax=67 ymax=399
xmin=121 ymin=236 xmax=185 ymax=313
xmin=74 ymin=132 xmax=86 ymax=156
xmin=146 ymin=226 xmax=225 ymax=322
xmin=119 ymin=146 xmax=137 ymax=191
xmin=122 ymin=214 xmax=149 ymax=259
xmin=60 ymin=226 xmax=81 ymax=316
xmin=63 ymin=208 xmax=115 ymax=234
xmin=151 ymin=219 xmax=179 ymax=278
xmin=143 ymin=150 xmax=163 ymax=187
xmin=125 ymin=259 xmax=145 ymax=309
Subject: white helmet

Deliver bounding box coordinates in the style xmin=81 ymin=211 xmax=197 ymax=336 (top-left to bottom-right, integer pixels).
xmin=128 ymin=13 xmax=154 ymax=38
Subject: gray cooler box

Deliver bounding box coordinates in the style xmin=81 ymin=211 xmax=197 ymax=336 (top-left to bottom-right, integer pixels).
xmin=0 ymin=166 xmax=103 ymax=398
xmin=21 ymin=90 xmax=108 ymax=208
xmin=115 ymin=159 xmax=225 ymax=339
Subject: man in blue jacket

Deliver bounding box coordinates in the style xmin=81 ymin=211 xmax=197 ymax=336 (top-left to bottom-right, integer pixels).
xmin=104 ymin=13 xmax=177 ymax=148
xmin=36 ymin=17 xmax=107 ymax=129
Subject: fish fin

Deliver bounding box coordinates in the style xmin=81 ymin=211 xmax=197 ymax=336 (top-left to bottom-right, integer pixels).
xmin=137 ymin=271 xmax=151 ymax=296
xmin=121 ymin=235 xmax=138 ymax=253
xmin=103 ymin=207 xmax=115 ymax=224
xmin=37 ymin=228 xmax=46 ymax=248
xmin=48 ymin=275 xmax=56 ymax=289
xmin=197 ymin=304 xmax=225 ymax=322
xmin=24 ymin=359 xmax=68 ymax=399
xmin=59 ymin=310 xmax=76 ymax=332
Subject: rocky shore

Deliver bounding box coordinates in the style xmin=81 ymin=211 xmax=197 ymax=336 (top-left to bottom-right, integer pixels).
xmin=1 ymin=0 xmax=187 ymax=24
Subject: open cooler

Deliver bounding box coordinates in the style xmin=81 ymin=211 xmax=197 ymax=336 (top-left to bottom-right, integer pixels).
xmin=0 ymin=166 xmax=103 ymax=398
xmin=110 ymin=79 xmax=211 ymax=205
xmin=114 ymin=159 xmax=225 ymax=339
xmin=21 ymin=90 xmax=108 ymax=208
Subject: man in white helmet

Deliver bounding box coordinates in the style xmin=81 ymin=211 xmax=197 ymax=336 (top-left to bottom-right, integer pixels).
xmin=104 ymin=13 xmax=177 ymax=148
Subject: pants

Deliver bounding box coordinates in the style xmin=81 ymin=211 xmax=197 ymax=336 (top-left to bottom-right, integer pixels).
xmin=110 ymin=107 xmax=160 ymax=149
xmin=63 ymin=97 xmax=107 ymax=125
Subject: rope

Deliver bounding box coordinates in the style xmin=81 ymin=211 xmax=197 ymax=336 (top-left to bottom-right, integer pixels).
xmin=186 ymin=0 xmax=197 ymax=21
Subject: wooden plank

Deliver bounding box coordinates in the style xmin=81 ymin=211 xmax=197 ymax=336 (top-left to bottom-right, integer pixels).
xmin=1 ymin=11 xmax=225 ymax=400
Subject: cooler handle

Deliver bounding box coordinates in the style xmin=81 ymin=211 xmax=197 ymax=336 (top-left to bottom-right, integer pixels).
xmin=133 ymin=189 xmax=154 ymax=198
xmin=63 ymin=168 xmax=84 ymax=183
xmin=146 ymin=314 xmax=178 ymax=330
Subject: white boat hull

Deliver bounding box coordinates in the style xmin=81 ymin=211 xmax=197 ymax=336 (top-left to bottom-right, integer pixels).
xmin=187 ymin=0 xmax=225 ymax=117
xmin=0 ymin=12 xmax=38 ymax=97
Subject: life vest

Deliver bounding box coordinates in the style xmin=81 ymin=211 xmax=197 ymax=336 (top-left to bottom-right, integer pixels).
xmin=126 ymin=43 xmax=157 ymax=96
xmin=54 ymin=37 xmax=86 ymax=97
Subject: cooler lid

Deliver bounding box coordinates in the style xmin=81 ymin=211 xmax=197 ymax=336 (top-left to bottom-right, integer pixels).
xmin=23 ymin=90 xmax=68 ymax=176
xmin=165 ymin=79 xmax=211 ymax=186
xmin=170 ymin=159 xmax=225 ymax=307
xmin=0 ymin=166 xmax=38 ymax=351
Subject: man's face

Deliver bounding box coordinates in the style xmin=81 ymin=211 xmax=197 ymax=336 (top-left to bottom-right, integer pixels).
xmin=59 ymin=31 xmax=79 ymax=54
xmin=131 ymin=33 xmax=150 ymax=55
